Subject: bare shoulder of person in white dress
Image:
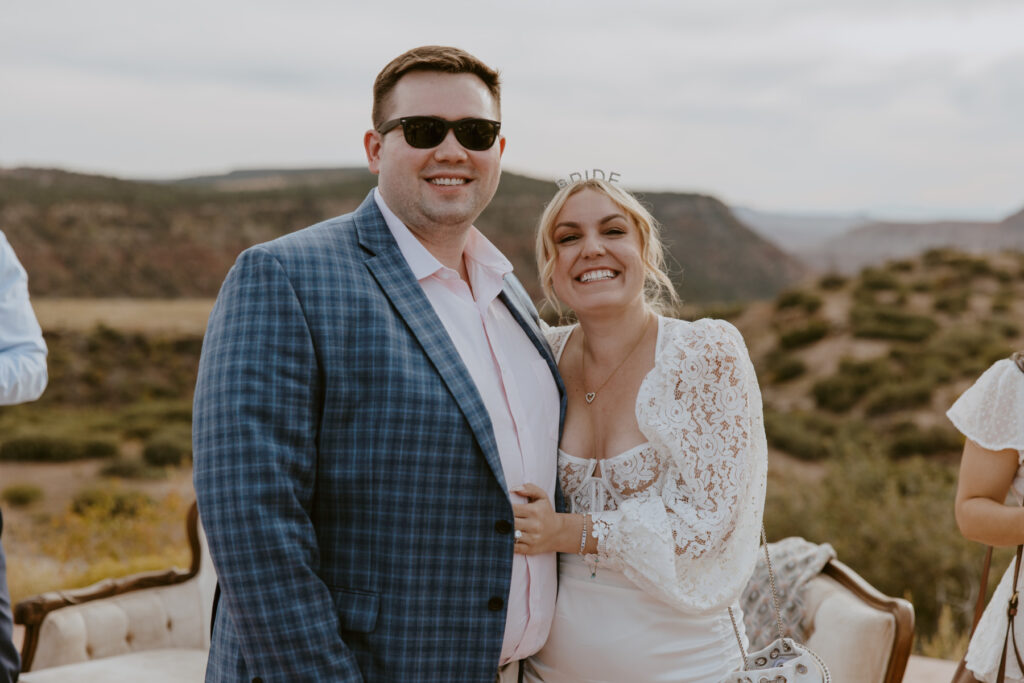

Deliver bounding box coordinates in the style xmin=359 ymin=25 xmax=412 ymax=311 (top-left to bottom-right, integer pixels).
xmin=513 ymin=179 xmax=768 ymax=683
xmin=950 ymin=350 xmax=1024 ymax=683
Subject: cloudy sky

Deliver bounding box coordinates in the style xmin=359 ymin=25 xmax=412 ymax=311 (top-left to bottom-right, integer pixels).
xmin=3 ymin=1 xmax=1022 ymax=219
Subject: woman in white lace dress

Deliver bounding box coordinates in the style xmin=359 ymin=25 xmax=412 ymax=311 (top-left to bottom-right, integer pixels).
xmin=511 ymin=179 xmax=767 ymax=682
xmin=951 ymin=351 xmax=1024 ymax=683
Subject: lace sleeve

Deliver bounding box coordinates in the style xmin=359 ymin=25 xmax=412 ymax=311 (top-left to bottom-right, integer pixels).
xmin=946 ymin=358 xmax=1024 ymax=453
xmin=591 ymin=318 xmax=768 ymax=614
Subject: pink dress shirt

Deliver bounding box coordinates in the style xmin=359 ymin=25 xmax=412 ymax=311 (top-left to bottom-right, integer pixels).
xmin=374 ymin=190 xmax=560 ymax=663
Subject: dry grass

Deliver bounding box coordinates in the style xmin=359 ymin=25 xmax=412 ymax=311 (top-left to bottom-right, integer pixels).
xmin=1 ymin=462 xmax=195 ymax=603
xmin=34 ymin=298 xmax=214 ymax=335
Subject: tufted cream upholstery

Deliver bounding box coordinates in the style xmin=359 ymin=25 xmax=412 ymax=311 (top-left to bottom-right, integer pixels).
xmin=17 ymin=505 xmax=217 ymax=681
xmin=801 ymin=560 xmax=913 ymax=683
xmin=19 ymin=649 xmax=208 ymax=683
xmin=17 ymin=514 xmax=910 ymax=682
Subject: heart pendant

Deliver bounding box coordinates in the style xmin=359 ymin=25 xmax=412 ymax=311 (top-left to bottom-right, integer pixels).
xmin=585 ymin=392 xmax=596 ymax=404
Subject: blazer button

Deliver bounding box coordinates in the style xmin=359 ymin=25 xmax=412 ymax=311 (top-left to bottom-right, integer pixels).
xmin=494 ymin=519 xmax=512 ymax=534
xmin=488 ymin=597 xmax=504 ymax=611
xmin=252 ymin=678 xmax=264 ymax=683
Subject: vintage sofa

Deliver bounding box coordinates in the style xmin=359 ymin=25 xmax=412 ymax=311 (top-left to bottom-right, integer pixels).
xmin=15 ymin=503 xmax=214 ymax=682
xmin=15 ymin=504 xmax=913 ymax=682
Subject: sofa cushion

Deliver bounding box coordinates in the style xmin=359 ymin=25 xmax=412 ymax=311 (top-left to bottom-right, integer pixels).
xmin=803 ymin=573 xmax=895 ymax=682
xmin=20 ymin=648 xmax=207 ymax=683
xmin=29 ymin=581 xmax=206 ymax=670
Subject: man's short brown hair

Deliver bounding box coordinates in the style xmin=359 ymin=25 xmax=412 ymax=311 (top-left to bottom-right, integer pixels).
xmin=372 ymin=46 xmax=501 ymax=128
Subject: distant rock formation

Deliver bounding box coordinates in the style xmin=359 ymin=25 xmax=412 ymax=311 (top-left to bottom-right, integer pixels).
xmin=1 ymin=166 xmax=808 ymax=303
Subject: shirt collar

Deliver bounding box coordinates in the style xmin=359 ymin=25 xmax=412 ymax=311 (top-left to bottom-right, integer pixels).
xmin=374 ymin=188 xmax=513 ymax=303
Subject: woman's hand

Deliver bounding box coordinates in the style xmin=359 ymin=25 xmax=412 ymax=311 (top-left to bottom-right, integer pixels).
xmin=511 ymin=483 xmax=579 ymax=555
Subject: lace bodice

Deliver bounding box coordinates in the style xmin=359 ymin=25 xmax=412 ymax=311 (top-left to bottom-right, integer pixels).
xmin=545 ymin=317 xmax=768 ymax=615
xmin=560 ymin=443 xmax=662 ymax=513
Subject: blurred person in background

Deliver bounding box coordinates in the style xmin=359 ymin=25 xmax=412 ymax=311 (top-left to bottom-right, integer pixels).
xmin=951 ymin=351 xmax=1024 ymax=683
xmin=0 ymin=229 xmax=49 ymax=682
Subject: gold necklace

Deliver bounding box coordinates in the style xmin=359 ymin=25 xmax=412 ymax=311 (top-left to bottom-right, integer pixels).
xmin=580 ymin=315 xmax=653 ymax=405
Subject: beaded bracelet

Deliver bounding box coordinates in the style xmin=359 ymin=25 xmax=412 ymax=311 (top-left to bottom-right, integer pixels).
xmin=578 ymin=515 xmax=588 ymax=555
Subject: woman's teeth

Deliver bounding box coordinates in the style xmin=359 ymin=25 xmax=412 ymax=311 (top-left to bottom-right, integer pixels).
xmin=580 ymin=269 xmax=616 ymax=283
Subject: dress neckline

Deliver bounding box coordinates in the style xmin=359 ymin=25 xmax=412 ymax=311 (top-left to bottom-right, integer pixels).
xmin=551 ymin=315 xmax=666 ymax=365
xmin=559 ymin=442 xmax=651 ymax=465
xmin=553 ymin=316 xmax=666 ymax=464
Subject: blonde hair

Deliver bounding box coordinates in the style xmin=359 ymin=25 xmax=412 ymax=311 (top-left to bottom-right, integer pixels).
xmin=535 ymin=179 xmax=679 ymax=316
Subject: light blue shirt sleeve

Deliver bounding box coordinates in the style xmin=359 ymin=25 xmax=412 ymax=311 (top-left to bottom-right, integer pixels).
xmin=0 ymin=230 xmax=47 ymax=405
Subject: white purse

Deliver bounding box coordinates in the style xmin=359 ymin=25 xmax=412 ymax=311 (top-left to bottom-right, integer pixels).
xmin=718 ymin=528 xmax=831 ymax=683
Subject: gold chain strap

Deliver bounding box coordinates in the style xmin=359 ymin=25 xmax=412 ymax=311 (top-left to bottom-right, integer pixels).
xmin=726 ymin=526 xmax=832 ymax=682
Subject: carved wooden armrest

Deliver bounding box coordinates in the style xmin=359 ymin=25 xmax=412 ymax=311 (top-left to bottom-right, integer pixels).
xmin=15 ymin=502 xmax=201 ymax=672
xmin=821 ymin=559 xmax=915 ymax=683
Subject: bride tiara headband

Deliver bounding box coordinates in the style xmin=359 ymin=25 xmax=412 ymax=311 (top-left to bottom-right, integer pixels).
xmin=556 ymin=168 xmax=621 ymax=188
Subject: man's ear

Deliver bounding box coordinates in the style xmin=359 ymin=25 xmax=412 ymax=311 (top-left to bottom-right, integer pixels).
xmin=364 ymin=130 xmax=382 ymax=175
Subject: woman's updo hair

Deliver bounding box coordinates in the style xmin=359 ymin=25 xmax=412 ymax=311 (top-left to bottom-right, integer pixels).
xmin=535 ymin=178 xmax=679 ymax=316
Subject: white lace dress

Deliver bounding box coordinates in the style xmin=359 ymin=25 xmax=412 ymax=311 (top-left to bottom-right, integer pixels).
xmin=525 ymin=317 xmax=768 ymax=683
xmin=947 ymin=358 xmax=1024 ymax=683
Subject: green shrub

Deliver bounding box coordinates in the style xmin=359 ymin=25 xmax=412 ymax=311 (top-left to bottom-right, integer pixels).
xmin=991 ymin=318 xmax=1020 ymax=340
xmin=142 ymin=424 xmax=192 ymax=468
xmin=859 ymin=267 xmax=900 ymax=290
xmin=778 ymin=319 xmax=830 ymax=349
xmin=0 ymin=436 xmax=118 ymax=462
xmin=143 ymin=441 xmax=184 ymax=467
xmin=100 ymin=458 xmax=165 ymax=480
xmin=812 ymin=357 xmax=890 ymax=412
xmin=934 ymin=290 xmax=968 ymax=314
xmin=72 ymin=487 xmax=154 ymax=517
xmin=992 ymin=289 xmax=1013 ymax=313
xmin=764 ymin=352 xmax=806 ymax=382
xmin=910 ymin=279 xmax=934 ymax=292
xmin=763 ymin=410 xmax=837 ymax=461
xmin=0 ymin=436 xmax=80 ymax=462
xmin=81 ymin=440 xmax=118 ymax=459
xmin=886 ymin=422 xmax=964 ymax=458
xmin=818 ymin=273 xmax=846 ymax=290
xmin=888 ymin=346 xmax=955 ymax=384
xmin=864 ymin=379 xmax=936 ymax=416
xmin=919 ymin=326 xmax=1013 ymax=378
xmin=851 ymin=305 xmax=939 ymax=342
xmin=888 ymin=259 xmax=915 ymax=272
xmin=2 ymin=484 xmax=43 ymax=507
xmin=775 ymin=290 xmax=822 ymax=313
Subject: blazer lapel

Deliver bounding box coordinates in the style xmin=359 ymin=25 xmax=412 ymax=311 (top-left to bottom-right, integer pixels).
xmin=499 ymin=275 xmax=565 ymax=416
xmin=354 ymin=193 xmax=509 ymax=493
xmin=500 ymin=275 xmax=568 ymax=513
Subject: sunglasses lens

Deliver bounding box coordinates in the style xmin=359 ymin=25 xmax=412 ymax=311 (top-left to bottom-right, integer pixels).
xmin=454 ymin=120 xmax=499 ymax=151
xmin=402 ymin=118 xmax=447 ymax=148
xmin=395 ymin=117 xmax=499 ymax=150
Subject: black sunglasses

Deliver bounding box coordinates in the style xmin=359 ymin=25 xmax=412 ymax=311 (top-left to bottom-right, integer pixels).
xmin=377 ymin=116 xmax=501 ymax=151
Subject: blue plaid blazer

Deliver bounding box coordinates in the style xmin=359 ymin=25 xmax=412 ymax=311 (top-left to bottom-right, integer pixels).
xmin=193 ymin=191 xmax=564 ymax=682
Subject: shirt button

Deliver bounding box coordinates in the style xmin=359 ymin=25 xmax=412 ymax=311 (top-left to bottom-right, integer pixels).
xmin=494 ymin=520 xmax=512 ymax=534
xmin=488 ymin=597 xmax=504 ymax=611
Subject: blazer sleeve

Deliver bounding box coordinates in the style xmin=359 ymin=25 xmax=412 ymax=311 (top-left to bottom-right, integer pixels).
xmin=192 ymin=246 xmax=363 ymax=680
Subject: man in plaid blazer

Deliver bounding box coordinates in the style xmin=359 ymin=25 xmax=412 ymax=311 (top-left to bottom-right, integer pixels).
xmin=193 ymin=46 xmax=564 ymax=682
